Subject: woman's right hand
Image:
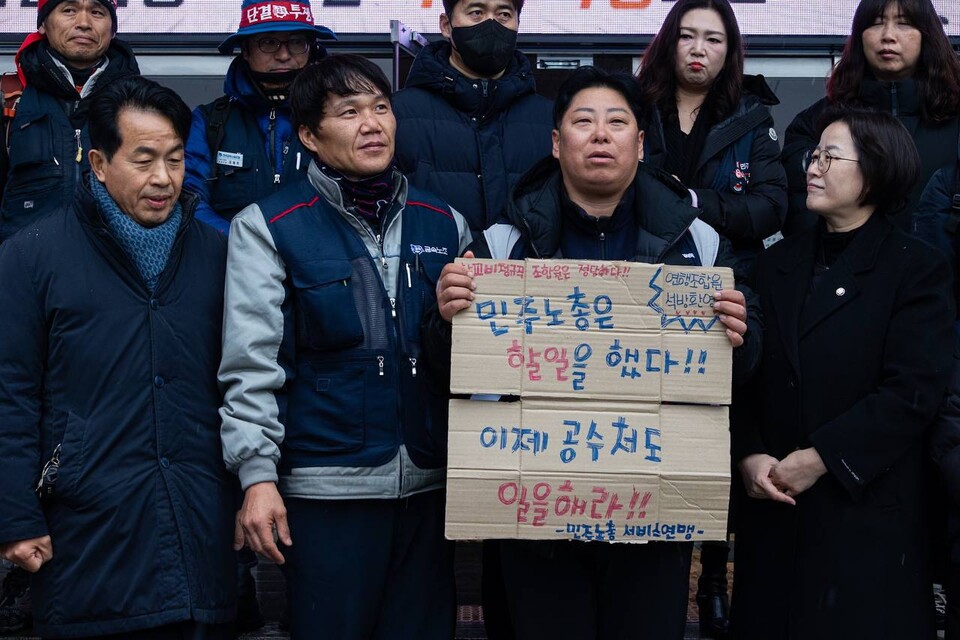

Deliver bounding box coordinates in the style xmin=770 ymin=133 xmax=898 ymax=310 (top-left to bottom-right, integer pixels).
xmin=739 ymin=454 xmax=796 ymax=505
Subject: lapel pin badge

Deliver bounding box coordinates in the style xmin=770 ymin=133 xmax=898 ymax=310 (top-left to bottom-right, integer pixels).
xmin=836 ymin=287 xmax=846 ymax=297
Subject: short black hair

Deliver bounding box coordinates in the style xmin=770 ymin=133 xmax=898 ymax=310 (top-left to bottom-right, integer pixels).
xmin=817 ymin=106 xmax=920 ymax=217
xmin=87 ymin=76 xmax=191 ymax=161
xmin=552 ymin=66 xmax=645 ymax=129
xmin=291 ymin=54 xmax=392 ymax=133
xmin=442 ymin=0 xmax=524 ymax=16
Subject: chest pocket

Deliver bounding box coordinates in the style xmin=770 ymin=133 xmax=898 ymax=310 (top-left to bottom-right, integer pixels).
xmin=401 ymin=253 xmax=447 ymax=345
xmin=291 ymin=260 xmax=365 ymax=352
xmin=209 ymin=151 xmax=261 ymax=217
xmin=3 ymin=114 xmax=65 ymax=210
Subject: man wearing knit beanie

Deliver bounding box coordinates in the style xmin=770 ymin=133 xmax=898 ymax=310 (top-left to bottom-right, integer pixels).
xmin=184 ymin=0 xmax=335 ymax=234
xmin=0 ymin=0 xmax=139 ymax=243
xmin=37 ymin=0 xmax=118 ymax=33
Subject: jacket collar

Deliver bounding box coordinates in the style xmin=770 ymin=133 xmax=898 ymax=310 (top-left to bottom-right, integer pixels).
xmin=768 ymin=212 xmax=892 ymax=371
xmin=18 ymin=37 xmax=139 ymax=99
xmin=859 ymin=76 xmax=920 ymax=117
xmin=506 ymin=156 xmax=700 ymax=259
xmin=645 ymin=74 xmax=779 ymax=174
xmin=305 ymin=160 xmax=408 ymax=225
xmin=403 ymin=40 xmax=536 ymax=118
xmin=775 ymin=210 xmax=890 ymax=275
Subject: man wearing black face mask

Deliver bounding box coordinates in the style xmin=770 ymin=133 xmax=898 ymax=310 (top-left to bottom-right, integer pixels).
xmin=393 ymin=0 xmax=554 ymax=238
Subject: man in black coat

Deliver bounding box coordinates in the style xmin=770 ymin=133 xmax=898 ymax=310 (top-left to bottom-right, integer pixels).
xmin=0 ymin=76 xmax=235 ymax=640
xmin=0 ymin=0 xmax=140 ymax=242
xmin=392 ymin=0 xmax=553 ymax=237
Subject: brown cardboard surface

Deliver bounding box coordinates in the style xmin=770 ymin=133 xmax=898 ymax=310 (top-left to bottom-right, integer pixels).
xmin=446 ymin=259 xmax=735 ymax=543
xmin=446 ymin=399 xmax=730 ymax=542
xmin=450 ymin=259 xmax=734 ymax=404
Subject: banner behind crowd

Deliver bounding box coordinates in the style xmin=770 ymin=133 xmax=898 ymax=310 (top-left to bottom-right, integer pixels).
xmin=1 ymin=0 xmax=958 ymax=37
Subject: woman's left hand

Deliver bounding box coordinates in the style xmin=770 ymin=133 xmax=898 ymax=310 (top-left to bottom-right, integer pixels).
xmin=713 ymin=289 xmax=748 ymax=348
xmin=770 ymin=448 xmax=827 ymax=498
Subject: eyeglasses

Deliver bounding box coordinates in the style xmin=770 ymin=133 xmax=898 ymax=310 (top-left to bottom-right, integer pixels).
xmin=802 ymin=149 xmax=860 ymax=174
xmin=251 ymin=36 xmax=311 ymax=55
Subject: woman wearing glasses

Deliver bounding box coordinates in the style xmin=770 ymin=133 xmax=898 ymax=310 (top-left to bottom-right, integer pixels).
xmin=731 ymin=107 xmax=954 ymax=639
xmin=780 ymin=0 xmax=960 ymax=236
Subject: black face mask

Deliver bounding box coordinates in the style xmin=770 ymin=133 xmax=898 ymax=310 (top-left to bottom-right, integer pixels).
xmin=247 ymin=66 xmax=302 ymax=88
xmin=451 ymin=19 xmax=518 ymax=77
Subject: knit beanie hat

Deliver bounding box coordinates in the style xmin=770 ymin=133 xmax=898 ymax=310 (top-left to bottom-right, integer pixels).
xmin=37 ymin=0 xmax=118 ymax=32
xmin=219 ymin=0 xmax=336 ymax=54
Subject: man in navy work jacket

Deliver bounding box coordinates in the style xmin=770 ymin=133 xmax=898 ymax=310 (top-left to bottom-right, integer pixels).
xmin=184 ymin=0 xmax=336 ymax=234
xmin=435 ymin=66 xmax=762 ymax=640
xmin=0 ymin=76 xmax=235 ymax=639
xmin=219 ymin=54 xmax=471 ymax=640
xmin=392 ymin=0 xmax=553 ymax=237
xmin=0 ymin=0 xmax=139 ymax=242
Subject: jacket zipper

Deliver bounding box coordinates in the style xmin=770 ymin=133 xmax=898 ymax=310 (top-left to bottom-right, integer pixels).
xmin=74 ymin=129 xmax=82 ymax=163
xmin=268 ymin=108 xmax=280 ymax=185
xmin=889 ymin=83 xmax=900 ymax=117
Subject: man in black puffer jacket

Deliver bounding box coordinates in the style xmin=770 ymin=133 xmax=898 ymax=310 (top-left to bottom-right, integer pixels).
xmin=0 ymin=0 xmax=139 ymax=242
xmin=392 ymin=0 xmax=553 ymax=238
xmin=430 ymin=66 xmax=762 ymax=640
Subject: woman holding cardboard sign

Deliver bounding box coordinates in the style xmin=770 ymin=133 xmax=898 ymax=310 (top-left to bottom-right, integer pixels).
xmin=731 ymin=108 xmax=954 ymax=639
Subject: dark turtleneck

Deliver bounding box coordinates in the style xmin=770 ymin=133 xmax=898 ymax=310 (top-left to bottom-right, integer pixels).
xmin=807 ymin=216 xmax=862 ymax=304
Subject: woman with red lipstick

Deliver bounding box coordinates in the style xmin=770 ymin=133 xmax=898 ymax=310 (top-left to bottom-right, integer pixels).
xmin=781 ymin=0 xmax=960 ymax=236
xmin=732 ymin=107 xmax=954 ymax=639
xmin=636 ymin=2 xmax=788 ymax=636
xmin=636 ymin=0 xmax=787 ymax=283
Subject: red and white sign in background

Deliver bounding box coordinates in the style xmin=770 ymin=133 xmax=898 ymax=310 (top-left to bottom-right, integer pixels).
xmin=1 ymin=0 xmax=958 ymax=37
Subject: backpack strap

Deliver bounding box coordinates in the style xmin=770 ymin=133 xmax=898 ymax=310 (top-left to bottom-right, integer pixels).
xmin=203 ymin=95 xmax=232 ymax=182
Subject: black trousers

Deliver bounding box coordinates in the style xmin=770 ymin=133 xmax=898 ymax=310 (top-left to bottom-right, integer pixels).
xmin=499 ymin=539 xmax=692 ymax=640
xmin=947 ymin=566 xmax=960 ymax=640
xmin=283 ymin=490 xmax=455 ymax=640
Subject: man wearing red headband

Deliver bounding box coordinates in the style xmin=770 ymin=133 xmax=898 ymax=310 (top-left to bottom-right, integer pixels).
xmin=0 ymin=0 xmax=139 ymax=243
xmin=184 ymin=0 xmax=336 ymax=235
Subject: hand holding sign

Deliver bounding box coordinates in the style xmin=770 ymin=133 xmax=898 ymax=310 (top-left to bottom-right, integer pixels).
xmin=437 ymin=250 xmax=476 ymax=323
xmin=713 ymin=289 xmax=748 ymax=347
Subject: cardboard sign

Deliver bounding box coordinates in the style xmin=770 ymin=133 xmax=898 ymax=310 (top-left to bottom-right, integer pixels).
xmin=446 ymin=259 xmax=734 ymax=543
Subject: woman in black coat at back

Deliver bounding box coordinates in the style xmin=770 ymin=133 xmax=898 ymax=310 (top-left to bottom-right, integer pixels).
xmin=781 ymin=0 xmax=960 ymax=236
xmin=732 ymin=107 xmax=954 ymax=639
